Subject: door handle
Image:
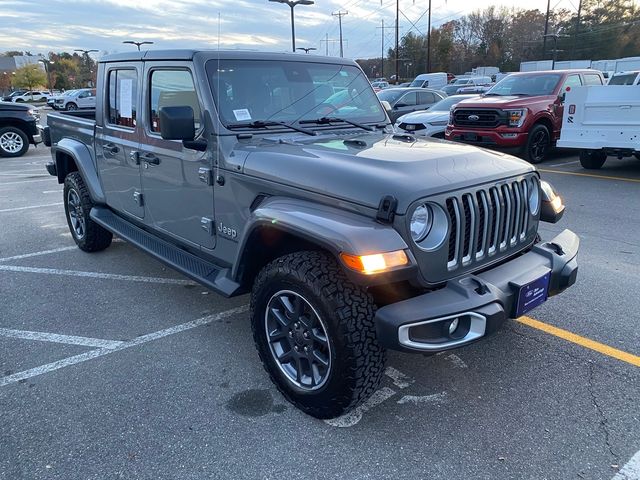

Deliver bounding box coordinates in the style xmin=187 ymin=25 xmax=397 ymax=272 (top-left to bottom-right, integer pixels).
xmin=141 ymin=153 xmax=160 ymax=165
xmin=103 ymin=143 xmax=119 ymax=154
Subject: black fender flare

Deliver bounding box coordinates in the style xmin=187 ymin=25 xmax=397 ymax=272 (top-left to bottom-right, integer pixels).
xmin=52 ymin=138 xmax=105 ymax=204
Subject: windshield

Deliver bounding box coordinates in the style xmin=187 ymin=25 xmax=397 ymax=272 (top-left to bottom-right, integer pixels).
xmin=206 ymin=60 xmax=386 ymax=128
xmin=486 ymin=73 xmax=562 ymax=96
xmin=430 ymin=95 xmax=474 ymax=111
xmin=64 ymin=90 xmax=78 ymax=96
xmin=377 ymin=89 xmax=406 ymax=103
xmin=409 ymin=79 xmax=424 ymax=88
xmin=608 ymin=73 xmax=638 ymax=85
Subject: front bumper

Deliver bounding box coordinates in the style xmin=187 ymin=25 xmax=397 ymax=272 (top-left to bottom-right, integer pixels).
xmin=375 ymin=229 xmax=579 ymax=353
xmin=445 ymin=127 xmax=528 ymax=148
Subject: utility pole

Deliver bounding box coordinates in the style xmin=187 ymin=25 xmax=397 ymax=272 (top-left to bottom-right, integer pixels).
xmin=332 ymin=11 xmax=348 ymax=57
xmin=426 ymin=0 xmax=432 ymax=73
xmin=395 ymin=0 xmax=399 ymax=84
xmin=320 ymin=35 xmax=342 ymax=56
xmin=544 ymin=28 xmax=568 ymax=69
xmin=376 ymin=19 xmax=387 ymax=78
xmin=542 ymin=0 xmax=551 ymax=58
xmin=573 ymin=0 xmax=582 ymax=56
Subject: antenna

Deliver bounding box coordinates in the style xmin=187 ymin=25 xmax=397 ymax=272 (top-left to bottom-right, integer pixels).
xmin=215 ymin=12 xmax=222 ymax=183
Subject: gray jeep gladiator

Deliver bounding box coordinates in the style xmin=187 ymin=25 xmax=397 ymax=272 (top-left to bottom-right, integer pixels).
xmin=43 ymin=50 xmax=578 ymax=419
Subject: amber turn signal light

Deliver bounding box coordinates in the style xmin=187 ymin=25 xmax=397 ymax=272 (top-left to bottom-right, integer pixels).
xmin=340 ymin=250 xmax=409 ymax=275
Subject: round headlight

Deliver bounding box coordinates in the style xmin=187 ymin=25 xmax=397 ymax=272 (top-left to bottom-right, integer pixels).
xmin=529 ymin=178 xmax=541 ymax=215
xmin=410 ymin=204 xmax=431 ymax=242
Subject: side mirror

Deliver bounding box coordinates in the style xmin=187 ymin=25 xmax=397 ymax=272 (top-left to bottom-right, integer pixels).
xmin=379 ymin=100 xmax=392 ymax=112
xmin=159 ymin=106 xmax=195 ymax=141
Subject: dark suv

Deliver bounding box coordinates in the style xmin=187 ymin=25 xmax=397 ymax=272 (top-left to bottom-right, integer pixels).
xmin=0 ymin=101 xmax=40 ymax=157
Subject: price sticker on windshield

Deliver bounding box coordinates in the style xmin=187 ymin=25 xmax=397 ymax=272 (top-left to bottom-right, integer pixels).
xmin=233 ymin=109 xmax=252 ymax=121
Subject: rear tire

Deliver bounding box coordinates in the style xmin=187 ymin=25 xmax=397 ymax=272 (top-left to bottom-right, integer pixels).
xmin=63 ymin=172 xmax=113 ymax=252
xmin=251 ymin=251 xmax=386 ymax=419
xmin=0 ymin=126 xmax=29 ymax=158
xmin=579 ymin=150 xmax=607 ymax=169
xmin=523 ymin=124 xmax=551 ymax=164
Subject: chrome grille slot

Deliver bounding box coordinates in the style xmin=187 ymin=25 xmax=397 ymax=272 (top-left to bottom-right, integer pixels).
xmin=444 ymin=177 xmax=535 ymax=272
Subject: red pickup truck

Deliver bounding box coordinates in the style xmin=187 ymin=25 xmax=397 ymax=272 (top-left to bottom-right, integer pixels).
xmin=445 ymin=70 xmax=605 ymax=163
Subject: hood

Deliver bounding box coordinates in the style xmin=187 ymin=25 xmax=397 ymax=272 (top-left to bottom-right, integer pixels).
xmin=398 ymin=110 xmax=448 ymax=124
xmin=241 ymin=133 xmax=535 ymax=214
xmin=0 ymin=101 xmax=31 ymax=111
xmin=456 ymin=94 xmax=555 ymax=109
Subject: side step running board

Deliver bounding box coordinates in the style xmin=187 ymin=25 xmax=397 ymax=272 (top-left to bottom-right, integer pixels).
xmin=90 ymin=206 xmax=240 ymax=297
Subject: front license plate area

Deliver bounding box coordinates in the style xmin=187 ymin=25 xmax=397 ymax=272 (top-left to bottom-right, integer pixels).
xmin=463 ymin=133 xmax=478 ymax=142
xmin=513 ymin=271 xmax=550 ymax=317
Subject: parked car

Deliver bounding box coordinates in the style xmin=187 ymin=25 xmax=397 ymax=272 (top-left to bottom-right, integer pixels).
xmin=0 ymin=101 xmax=40 ymax=157
xmin=445 ymin=69 xmax=605 ymax=163
xmin=395 ymin=94 xmax=478 ymax=138
xmin=455 ymin=84 xmax=494 ymax=94
xmin=12 ymin=91 xmax=50 ymax=103
xmin=371 ymin=81 xmax=389 ymax=92
xmin=2 ymin=90 xmax=28 ymax=102
xmin=607 ymin=71 xmax=640 ymax=86
xmin=441 ymin=76 xmax=493 ymax=95
xmin=558 ymin=85 xmax=640 ymax=169
xmin=409 ymin=72 xmax=448 ymax=90
xmin=51 ymin=88 xmax=97 ymax=111
xmin=44 ymin=49 xmax=578 ymax=420
xmin=377 ymin=87 xmax=445 ymax=122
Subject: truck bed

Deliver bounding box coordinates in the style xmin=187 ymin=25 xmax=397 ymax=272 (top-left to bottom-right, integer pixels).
xmin=47 ymin=110 xmax=96 ymax=149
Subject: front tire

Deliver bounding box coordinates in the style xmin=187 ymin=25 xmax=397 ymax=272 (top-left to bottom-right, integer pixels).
xmin=66 ymin=102 xmax=78 ymax=111
xmin=63 ymin=172 xmax=113 ymax=252
xmin=579 ymin=150 xmax=607 ymax=169
xmin=251 ymin=251 xmax=386 ymax=419
xmin=0 ymin=126 xmax=29 ymax=157
xmin=523 ymin=124 xmax=551 ymax=164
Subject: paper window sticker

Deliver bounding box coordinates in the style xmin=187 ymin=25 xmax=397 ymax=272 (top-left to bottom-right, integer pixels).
xmin=233 ymin=109 xmax=252 ymax=121
xmin=120 ymin=79 xmax=133 ymax=119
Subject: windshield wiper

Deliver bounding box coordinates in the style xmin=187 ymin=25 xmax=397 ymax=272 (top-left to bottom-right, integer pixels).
xmin=299 ymin=117 xmax=377 ymax=132
xmin=227 ymin=120 xmax=316 ymax=136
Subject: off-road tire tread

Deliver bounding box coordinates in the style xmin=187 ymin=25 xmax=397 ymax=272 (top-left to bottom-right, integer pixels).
xmin=251 ymin=251 xmax=386 ymax=419
xmin=64 ymin=172 xmax=112 ymax=252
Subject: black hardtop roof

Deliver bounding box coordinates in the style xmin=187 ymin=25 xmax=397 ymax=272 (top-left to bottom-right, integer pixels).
xmin=99 ymin=49 xmax=357 ymax=66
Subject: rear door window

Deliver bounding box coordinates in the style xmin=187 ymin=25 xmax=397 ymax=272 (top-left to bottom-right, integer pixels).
xmin=107 ymin=69 xmax=138 ymax=128
xmin=584 ymin=74 xmax=603 ymax=86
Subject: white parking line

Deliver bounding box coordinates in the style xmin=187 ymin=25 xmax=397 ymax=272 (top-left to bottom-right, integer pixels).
xmin=0 ymin=246 xmax=77 ymax=262
xmin=613 ymin=450 xmax=640 ymax=480
xmin=384 ymin=366 xmax=415 ymax=389
xmin=0 ymin=173 xmax=49 ymax=177
xmin=0 ymin=203 xmax=63 ymax=213
xmin=0 ymin=178 xmax=54 ymax=185
xmin=324 ymin=387 xmax=397 ymax=428
xmin=396 ymin=392 xmax=448 ymax=404
xmin=547 ymin=160 xmax=579 ymax=167
xmin=0 ymin=328 xmax=124 ymax=349
xmin=0 ymin=265 xmax=196 ymax=285
xmin=0 ymin=304 xmax=249 ymax=387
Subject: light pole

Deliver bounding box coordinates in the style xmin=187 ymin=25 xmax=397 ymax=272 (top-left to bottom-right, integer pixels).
xmin=405 ymin=62 xmax=412 ymax=80
xmin=296 ymin=47 xmax=317 ymax=54
xmin=123 ymin=41 xmax=154 ymax=51
xmin=268 ymin=0 xmax=315 ymax=53
xmin=38 ymin=59 xmax=54 ymax=92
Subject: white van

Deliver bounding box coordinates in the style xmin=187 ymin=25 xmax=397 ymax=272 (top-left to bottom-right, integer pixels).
xmin=409 ymin=73 xmax=448 ymax=90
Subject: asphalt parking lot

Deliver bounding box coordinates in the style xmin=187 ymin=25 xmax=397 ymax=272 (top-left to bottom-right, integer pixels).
xmin=1 ymin=119 xmax=639 ymax=479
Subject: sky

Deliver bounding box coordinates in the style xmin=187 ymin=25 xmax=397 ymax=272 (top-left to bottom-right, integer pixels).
xmin=0 ymin=0 xmax=582 ymax=60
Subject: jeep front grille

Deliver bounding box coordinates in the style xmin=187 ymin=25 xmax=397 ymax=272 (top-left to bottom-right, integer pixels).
xmin=445 ymin=178 xmax=531 ymax=270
